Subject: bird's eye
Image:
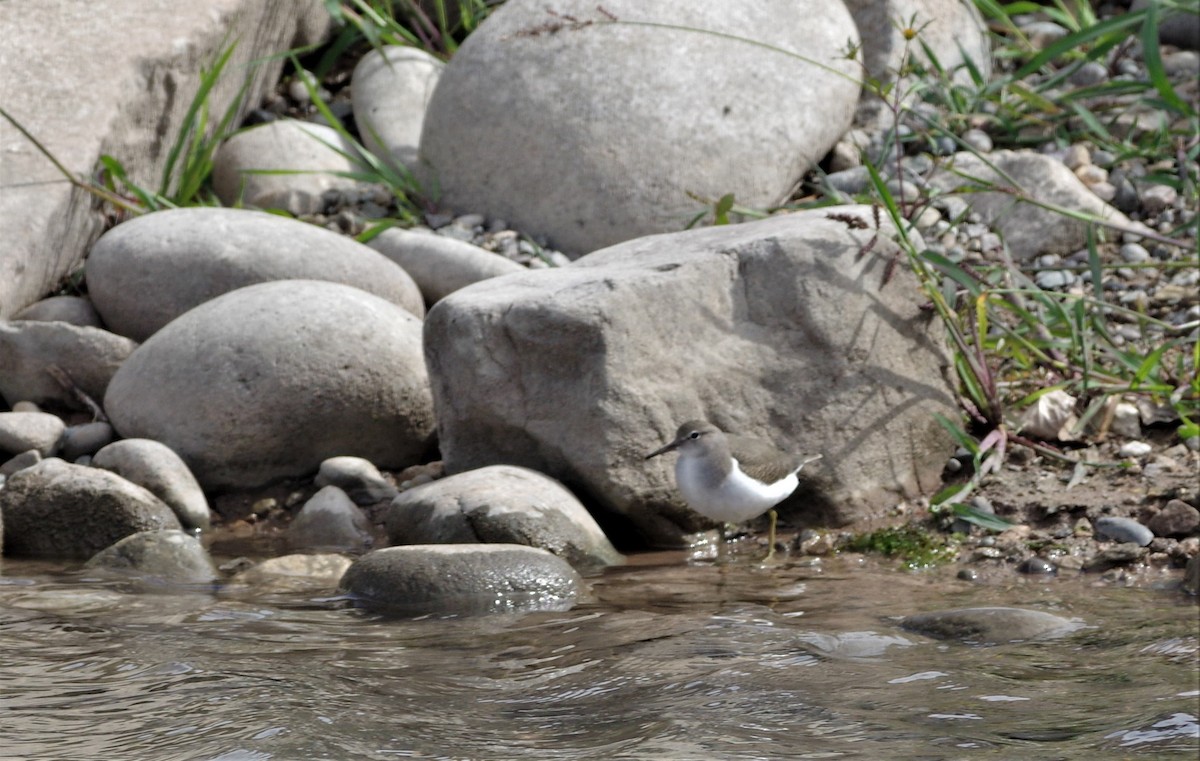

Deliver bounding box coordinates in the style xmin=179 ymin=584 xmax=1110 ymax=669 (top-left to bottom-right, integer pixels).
xmin=689 ymin=431 xmax=700 ymax=440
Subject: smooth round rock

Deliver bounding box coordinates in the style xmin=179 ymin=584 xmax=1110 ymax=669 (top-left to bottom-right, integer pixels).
xmin=287 ymin=485 xmax=373 ymax=552
xmin=104 ymin=280 xmax=435 ymax=490
xmin=13 ymin=295 xmax=102 ymax=327
xmin=91 ymin=438 xmax=212 ymax=531
xmin=86 ymin=207 xmax=424 ymax=342
xmin=0 ymin=321 xmax=137 ymax=410
xmin=60 ymin=422 xmax=115 ymax=461
xmin=212 ymin=120 xmax=365 ymax=215
xmin=84 ymin=530 xmax=218 ymax=584
xmin=901 ymin=607 xmax=1083 ymax=643
xmin=0 ymin=411 xmax=65 ymax=457
xmin=314 ymin=456 xmax=399 ymax=505
xmin=368 ymin=227 xmax=524 ymax=304
xmin=351 ymin=45 xmax=443 ymax=173
xmin=338 ymin=544 xmax=583 ymax=616
xmin=419 ymin=0 xmax=861 ymax=255
xmin=1094 ymin=516 xmax=1154 ymax=547
xmin=1147 ymin=500 xmax=1200 ymax=538
xmin=0 ymin=458 xmax=181 ymax=559
xmin=387 ymin=465 xmax=623 ymax=568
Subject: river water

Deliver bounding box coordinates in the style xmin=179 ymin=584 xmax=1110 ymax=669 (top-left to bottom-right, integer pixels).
xmin=1 ymin=550 xmax=1196 ymax=760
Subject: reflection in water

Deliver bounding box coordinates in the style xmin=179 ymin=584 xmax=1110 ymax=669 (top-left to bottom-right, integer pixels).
xmin=0 ymin=553 xmax=1196 ymax=759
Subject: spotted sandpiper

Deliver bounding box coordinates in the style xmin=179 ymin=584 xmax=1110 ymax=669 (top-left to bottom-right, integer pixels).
xmin=645 ymin=420 xmax=822 ymax=559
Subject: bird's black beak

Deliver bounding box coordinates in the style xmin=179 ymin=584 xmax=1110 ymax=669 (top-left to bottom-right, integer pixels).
xmin=644 ymin=439 xmax=681 ymax=460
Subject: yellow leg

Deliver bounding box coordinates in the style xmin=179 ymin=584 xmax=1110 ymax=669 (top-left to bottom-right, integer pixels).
xmin=763 ymin=509 xmax=778 ymax=562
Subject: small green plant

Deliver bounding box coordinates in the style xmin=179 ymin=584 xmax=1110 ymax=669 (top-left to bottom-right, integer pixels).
xmin=847 ymin=525 xmax=959 ymax=569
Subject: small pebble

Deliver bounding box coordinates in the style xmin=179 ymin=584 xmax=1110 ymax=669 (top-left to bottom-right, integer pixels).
xmin=957 ymin=568 xmax=979 ymax=581
xmin=960 ymin=129 xmax=992 ymax=153
xmin=1018 ymin=556 xmax=1057 ymax=575
xmin=1119 ymin=243 xmax=1151 ymax=263
xmin=1074 ymin=164 xmax=1107 ymax=185
xmin=1094 ymin=516 xmax=1154 ymax=547
xmin=1062 ymin=144 xmax=1090 ymax=170
xmin=1069 ymin=61 xmax=1109 ymax=87
xmin=1118 ymin=441 xmax=1152 ymax=458
xmin=1088 ymin=182 xmax=1116 ymax=202
xmin=1141 ymin=184 xmax=1178 ymax=214
xmin=1036 ymin=270 xmax=1074 ymax=289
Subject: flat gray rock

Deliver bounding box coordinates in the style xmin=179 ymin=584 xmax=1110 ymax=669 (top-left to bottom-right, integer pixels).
xmin=926 ymin=150 xmax=1129 ymax=260
xmin=901 ymin=607 xmax=1084 ymax=643
xmin=419 ymin=0 xmax=861 ymax=255
xmin=0 ymin=411 xmax=65 ymax=457
xmin=369 ymin=227 xmax=524 ymax=304
xmin=387 ymin=465 xmax=623 ymax=568
xmin=288 ymin=485 xmax=374 ymax=552
xmin=91 ymin=438 xmax=212 ymax=531
xmin=314 ymin=456 xmax=399 ymax=505
xmin=84 ymin=529 xmax=218 ymax=584
xmin=425 ymin=206 xmax=956 ymax=545
xmin=352 ymin=45 xmax=443 ymax=174
xmin=0 ymin=458 xmax=181 ymax=559
xmin=85 ymin=207 xmax=424 ymax=342
xmin=338 ymin=544 xmax=582 ymax=616
xmin=0 ymin=320 xmax=137 ymax=409
xmin=104 ymin=280 xmax=435 ymax=490
xmin=212 ymin=120 xmax=365 ymax=215
xmin=13 ymin=295 xmax=102 ymax=327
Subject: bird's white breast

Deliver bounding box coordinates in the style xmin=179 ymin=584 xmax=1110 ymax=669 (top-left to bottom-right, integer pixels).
xmin=676 ymin=455 xmax=798 ymax=523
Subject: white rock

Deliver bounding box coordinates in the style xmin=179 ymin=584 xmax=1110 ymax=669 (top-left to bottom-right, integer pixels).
xmin=419 ymin=0 xmax=862 ymax=255
xmin=351 ymin=46 xmax=443 ymax=174
xmin=213 ymin=120 xmax=365 ymax=215
xmin=1118 ymin=441 xmax=1153 ymax=458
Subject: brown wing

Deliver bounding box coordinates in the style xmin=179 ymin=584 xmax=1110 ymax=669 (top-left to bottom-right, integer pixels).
xmin=726 ymin=434 xmax=812 ymax=484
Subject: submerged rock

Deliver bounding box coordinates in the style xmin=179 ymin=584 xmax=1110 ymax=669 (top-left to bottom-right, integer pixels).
xmin=338 ymin=544 xmax=582 ymax=616
xmin=84 ymin=529 xmax=218 ymax=584
xmin=901 ymin=607 xmax=1084 ymax=643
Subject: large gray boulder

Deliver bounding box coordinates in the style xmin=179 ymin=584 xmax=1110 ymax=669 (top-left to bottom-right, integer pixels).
xmin=351 ymin=46 xmax=443 ymax=174
xmin=419 ymin=0 xmax=861 ymax=256
xmin=85 ymin=207 xmax=424 ymax=342
xmin=104 ymin=280 xmax=436 ymax=490
xmin=844 ymin=0 xmax=991 ymax=128
xmin=338 ymin=544 xmax=583 ymax=616
xmin=387 ymin=465 xmax=623 ymax=568
xmin=926 ymin=150 xmax=1130 ymax=260
xmin=0 ymin=320 xmax=137 ymax=409
xmin=212 ymin=120 xmax=365 ymax=215
xmin=91 ymin=438 xmax=212 ymax=531
xmin=1 ymin=458 xmax=181 ymax=559
xmin=84 ymin=529 xmax=218 ymax=584
xmin=425 ymin=207 xmax=955 ymax=545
